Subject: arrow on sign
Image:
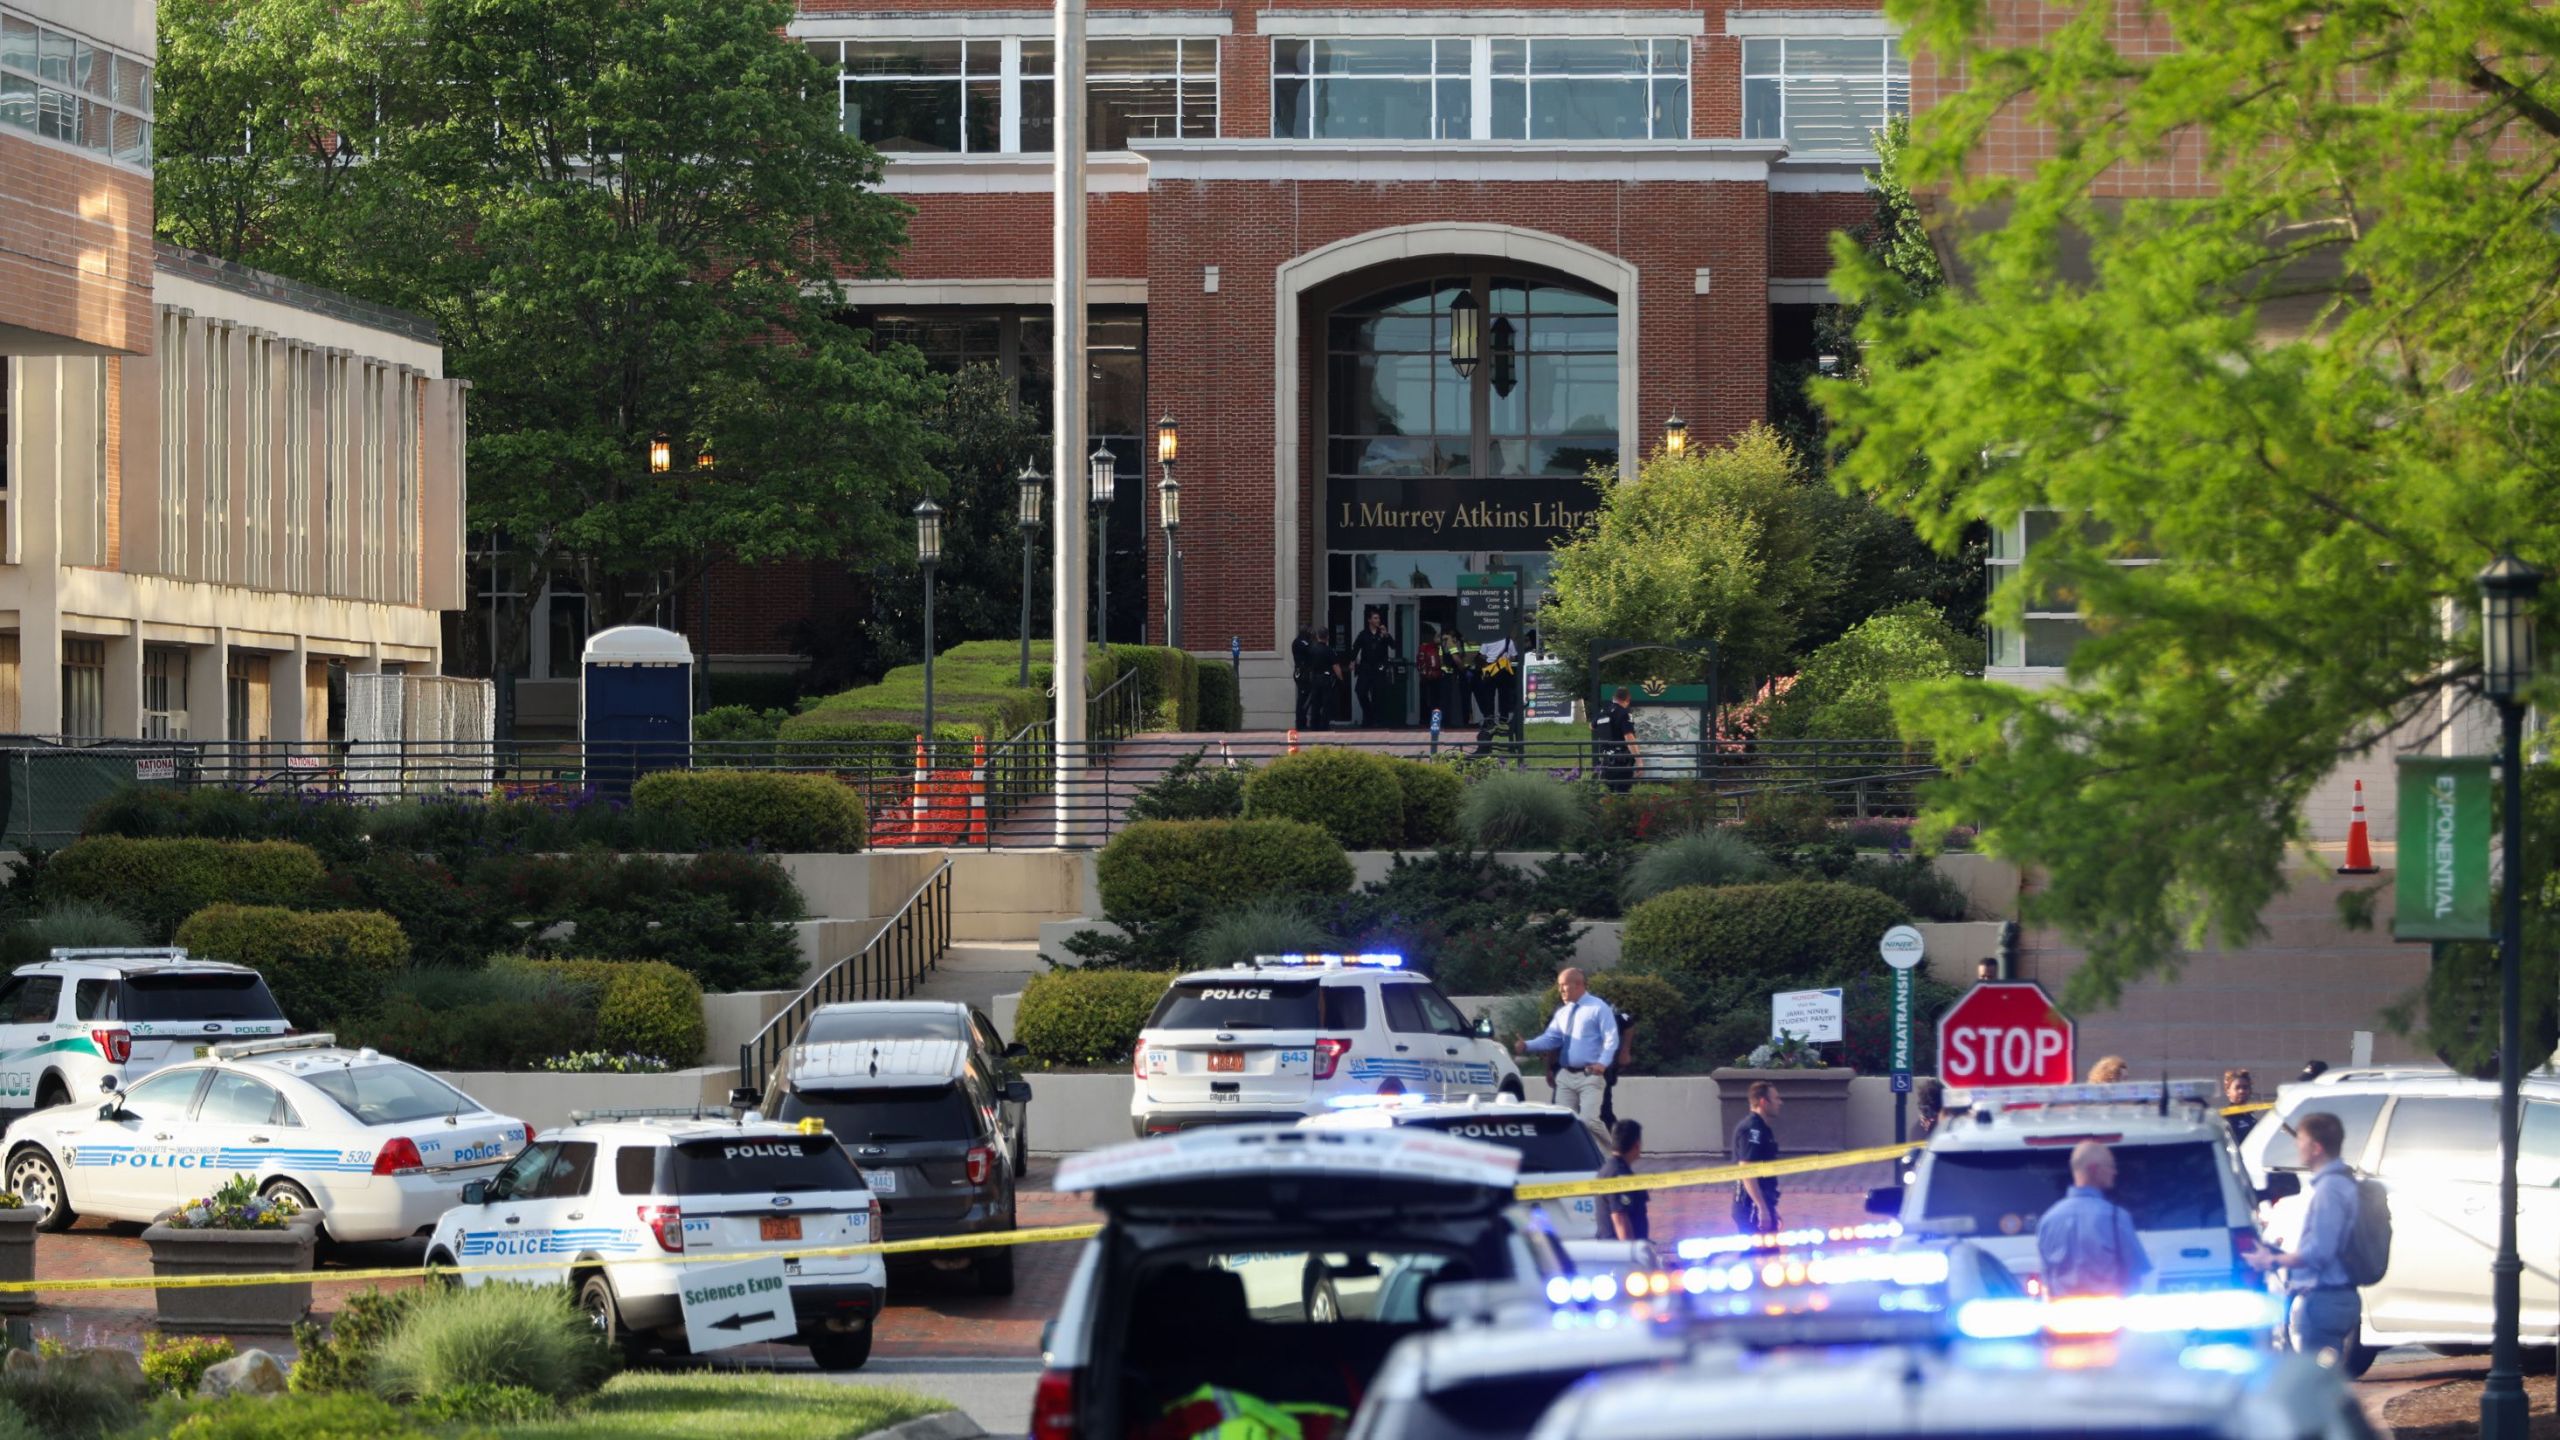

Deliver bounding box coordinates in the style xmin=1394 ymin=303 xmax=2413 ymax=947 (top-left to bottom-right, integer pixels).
xmin=710 ymin=1310 xmax=779 ymax=1333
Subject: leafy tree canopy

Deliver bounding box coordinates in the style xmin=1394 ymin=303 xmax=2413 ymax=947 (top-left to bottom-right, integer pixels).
xmin=1763 ymin=602 xmax=1976 ymax=742
xmin=1823 ymin=0 xmax=2560 ymax=1051
xmin=156 ymin=0 xmax=938 ymax=657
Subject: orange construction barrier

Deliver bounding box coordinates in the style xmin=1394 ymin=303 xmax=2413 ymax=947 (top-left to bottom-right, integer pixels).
xmin=2338 ymin=778 xmax=2379 ymax=875
xmin=1287 ymin=728 xmax=1300 ymax=754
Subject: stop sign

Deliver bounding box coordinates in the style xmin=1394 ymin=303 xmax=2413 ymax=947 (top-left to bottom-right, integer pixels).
xmin=1937 ymin=982 xmax=2075 ymax=1087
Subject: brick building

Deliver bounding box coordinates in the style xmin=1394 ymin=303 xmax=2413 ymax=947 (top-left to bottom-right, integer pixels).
xmin=1 ymin=0 xmax=470 ymax=740
xmin=751 ymin=0 xmax=1911 ymax=725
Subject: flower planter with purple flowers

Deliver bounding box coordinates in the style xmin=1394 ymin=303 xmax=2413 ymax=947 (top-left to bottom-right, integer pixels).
xmin=144 ymin=1176 xmax=318 ymax=1334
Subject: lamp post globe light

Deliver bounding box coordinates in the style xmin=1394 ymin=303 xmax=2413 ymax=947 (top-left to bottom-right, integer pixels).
xmin=1090 ymin=444 xmax=1116 ymax=643
xmin=1157 ymin=416 xmax=1179 ymax=649
xmin=1663 ymin=413 xmax=1687 ymax=458
xmin=691 ymin=445 xmax=717 ymax=714
xmin=915 ymin=497 xmax=944 ymax=745
xmin=648 ymin=433 xmax=672 ymax=475
xmin=1017 ymin=463 xmax=1046 ymax=688
xmin=2478 ymin=551 xmax=2542 ymax=1440
xmin=1448 ymin=289 xmax=1481 ymax=379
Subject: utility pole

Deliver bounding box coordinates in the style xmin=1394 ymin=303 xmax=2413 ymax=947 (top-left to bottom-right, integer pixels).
xmin=1049 ymin=0 xmax=1089 ymax=846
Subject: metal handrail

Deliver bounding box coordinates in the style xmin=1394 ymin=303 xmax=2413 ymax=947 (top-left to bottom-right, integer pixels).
xmin=1087 ymin=667 xmax=1145 ymax=749
xmin=736 ymin=859 xmax=953 ymax=1098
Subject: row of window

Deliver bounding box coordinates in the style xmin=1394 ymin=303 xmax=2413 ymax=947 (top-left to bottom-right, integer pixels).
xmin=814 ymin=33 xmax=1905 ymax=153
xmin=0 ymin=7 xmax=152 ymax=167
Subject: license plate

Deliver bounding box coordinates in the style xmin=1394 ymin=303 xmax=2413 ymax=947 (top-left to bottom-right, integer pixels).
xmin=786 ymin=1258 xmax=803 ymax=1277
xmin=761 ymin=1215 xmax=801 ymax=1242
xmin=1208 ymin=1051 xmax=1244 ymax=1073
xmin=865 ymin=1168 xmax=899 ymax=1195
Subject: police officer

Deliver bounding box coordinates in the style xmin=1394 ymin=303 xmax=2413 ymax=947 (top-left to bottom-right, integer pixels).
xmin=1595 ymin=685 xmax=1639 ymax=793
xmin=1597 ymin=1120 xmax=1649 ymax=1243
xmin=1732 ymin=1081 xmax=1784 ymax=1236
xmin=1291 ymin=626 xmax=1316 ymax=729
xmin=1305 ymin=628 xmax=1338 ymax=730
xmin=2034 ymin=1141 xmax=2153 ymax=1296
xmin=1350 ymin=609 xmax=1401 ymax=727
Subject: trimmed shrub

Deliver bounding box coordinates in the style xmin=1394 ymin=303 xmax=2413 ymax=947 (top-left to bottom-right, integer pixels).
xmin=1016 ymin=970 xmax=1175 ymax=1068
xmin=1095 ymin=820 xmax=1354 ymax=929
xmin=1126 ymin=750 xmax=1249 ymax=823
xmin=142 ymin=1336 xmax=235 ymax=1397
xmin=0 ymin=900 xmax=143 ymax=972
xmin=1432 ymin=927 xmax=1569 ymax=996
xmin=692 ymin=705 xmax=787 ymax=766
xmin=1104 ymin=644 xmax=1201 ymax=731
xmin=1527 ymin=851 xmax=1629 ymax=921
xmin=1197 ymin=659 xmax=1240 ymax=732
xmin=1618 ymin=830 xmax=1775 ymax=909
xmin=1456 ymin=770 xmax=1588 ymax=850
xmin=1185 ymin=898 xmax=1333 ymax=972
xmin=367 ymin=1281 xmax=616 ymax=1403
xmin=1584 ymin=971 xmax=1691 ymax=1073
xmin=290 ymin=1289 xmax=413 ymax=1396
xmin=336 ymin=965 xmax=600 ymax=1072
xmin=630 ymin=770 xmax=866 ymax=852
xmin=1620 ymin=881 xmax=1911 ymax=1010
xmin=516 ymin=958 xmax=707 ymax=1065
xmin=45 ymin=837 xmax=325 ymax=941
xmin=1393 ymin=762 xmax=1465 ymax=848
xmin=1244 ymin=750 xmax=1405 ymax=850
xmin=171 ymin=906 xmax=408 ymax=1030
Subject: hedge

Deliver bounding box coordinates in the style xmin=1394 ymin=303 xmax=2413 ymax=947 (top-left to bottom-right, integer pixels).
xmin=1099 ymin=646 xmax=1200 ymax=732
xmin=1243 ymin=750 xmax=1405 ymax=850
xmin=1095 ymin=819 xmax=1354 ymax=928
xmin=515 ymin=957 xmax=707 ymax=1065
xmin=170 ymin=904 xmax=409 ymax=1029
xmin=1620 ymin=880 xmax=1911 ymax=1009
xmin=630 ymin=770 xmax=866 ymax=852
xmin=1393 ymin=761 xmax=1465 ymax=848
xmin=1016 ymin=969 xmax=1175 ymax=1068
xmin=1197 ymin=659 xmax=1240 ymax=733
xmin=48 ymin=837 xmax=327 ymax=940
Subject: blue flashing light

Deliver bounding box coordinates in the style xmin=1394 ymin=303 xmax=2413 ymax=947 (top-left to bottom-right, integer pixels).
xmin=1676 ymin=1221 xmax=1901 ymax=1261
xmin=1955 ymin=1289 xmax=2284 ymax=1343
xmin=2180 ymin=1343 xmax=2265 ymax=1375
xmin=1547 ymin=1276 xmax=1573 ymax=1305
xmin=1257 ymin=952 xmax=1405 ymax=969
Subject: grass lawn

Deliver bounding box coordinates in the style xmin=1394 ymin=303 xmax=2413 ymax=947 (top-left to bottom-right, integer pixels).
xmin=498 ymin=1373 xmax=952 ymax=1440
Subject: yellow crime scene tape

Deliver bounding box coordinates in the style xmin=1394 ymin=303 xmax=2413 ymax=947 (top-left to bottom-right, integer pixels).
xmin=0 ymin=1098 xmax=2281 ymax=1297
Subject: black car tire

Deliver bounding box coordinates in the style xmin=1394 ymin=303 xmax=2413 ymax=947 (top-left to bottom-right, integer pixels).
xmin=424 ymin=1249 xmax=461 ymax=1289
xmin=977 ymin=1242 xmax=1017 ymax=1297
xmin=808 ymin=1328 xmax=873 ymax=1371
xmin=2342 ymin=1341 xmax=2380 ymax=1379
xmin=8 ymin=1149 xmax=72 ymax=1233
xmin=579 ymin=1274 xmax=635 ymax=1356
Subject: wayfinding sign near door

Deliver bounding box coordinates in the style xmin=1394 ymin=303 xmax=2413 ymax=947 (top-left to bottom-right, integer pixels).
xmin=1937 ymin=981 xmax=2075 ymax=1088
xmin=1455 ymin=571 xmax=1515 ymax=644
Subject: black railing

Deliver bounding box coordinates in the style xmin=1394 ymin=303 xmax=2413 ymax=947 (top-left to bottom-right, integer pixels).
xmin=737 ymin=859 xmax=952 ymax=1098
xmin=1088 ymin=667 xmax=1145 ymax=749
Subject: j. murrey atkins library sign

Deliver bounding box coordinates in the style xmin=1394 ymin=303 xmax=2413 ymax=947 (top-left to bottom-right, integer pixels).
xmin=1328 ymin=476 xmax=1606 ymax=551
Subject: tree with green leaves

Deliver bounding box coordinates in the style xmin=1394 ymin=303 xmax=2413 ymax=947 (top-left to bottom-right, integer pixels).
xmin=1762 ymin=602 xmax=1976 ymax=742
xmin=1821 ymin=0 xmax=2560 ymax=1063
xmin=155 ymin=0 xmax=938 ymax=670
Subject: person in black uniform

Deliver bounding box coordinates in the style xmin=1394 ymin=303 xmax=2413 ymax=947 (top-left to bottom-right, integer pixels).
xmin=1597 ymin=1120 xmax=1649 ymax=1243
xmin=1291 ymin=626 xmax=1317 ymax=729
xmin=1304 ymin=629 xmax=1337 ymax=730
xmin=1595 ymin=685 xmax=1639 ymax=793
xmin=1732 ymin=1080 xmax=1784 ymax=1236
xmin=1350 ymin=610 xmax=1400 ymax=726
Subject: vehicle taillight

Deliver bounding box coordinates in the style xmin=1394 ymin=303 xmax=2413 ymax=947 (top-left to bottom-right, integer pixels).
xmin=1131 ymin=1042 xmax=1147 ymax=1080
xmin=521 ymin=1125 xmax=535 ymax=1147
xmin=1313 ymin=1037 xmax=1351 ymax=1081
xmin=1030 ymin=1368 xmax=1079 ymax=1440
xmin=965 ymin=1146 xmax=993 ymax=1186
xmin=639 ymin=1204 xmax=685 ymax=1253
xmin=865 ymin=1195 xmax=882 ymax=1240
xmin=371 ymin=1137 xmax=425 ymax=1177
xmin=89 ymin=1029 xmax=130 ymax=1066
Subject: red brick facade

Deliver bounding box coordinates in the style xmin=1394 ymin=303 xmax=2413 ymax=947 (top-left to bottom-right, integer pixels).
xmin=0 ymin=135 xmax=154 ymax=356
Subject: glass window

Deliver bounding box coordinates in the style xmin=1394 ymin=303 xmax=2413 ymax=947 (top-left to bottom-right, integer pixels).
xmin=1920 ymin=1140 xmax=2230 ymax=1234
xmin=115 ymin=1068 xmax=205 ymax=1124
xmin=1415 ymin=987 xmax=1473 ymax=1038
xmin=0 ymin=11 xmax=149 ymax=166
xmin=1381 ymin=983 xmax=1432 ymax=1035
xmin=1409 ymin=1110 xmax=1603 ymax=1174
xmin=2259 ymin=1094 xmax=2386 ymax=1172
xmin=839 ymin=36 xmax=1216 ymax=155
xmin=488 ymin=1142 xmax=556 ymax=1203
xmin=72 ymin=980 xmax=111 ymax=1022
xmin=1149 ymin=980 xmax=1325 ymax=1031
xmin=196 ymin=1072 xmax=283 ymax=1127
xmin=1742 ymin=35 xmax=1908 ymax=151
xmin=61 ymin=639 xmax=105 ymax=738
xmin=537 ymin=1141 xmax=598 ymax=1199
xmin=780 ymin=1084 xmax=981 ymax=1145
xmin=615 ymin=1145 xmax=656 ymax=1196
xmin=1318 ymin=985 xmax=1368 ymax=1032
xmin=143 ymin=645 xmax=188 ymax=740
xmin=1274 ymin=38 xmax=1468 ymax=141
xmin=6 ymin=976 xmax=56 ymax=1024
xmin=660 ymin=1136 xmax=865 ymax=1195
xmin=118 ymin=973 xmax=286 ymax=1024
xmin=1488 ymin=38 xmax=1687 ymax=141
xmin=303 ymin=1062 xmax=479 ymax=1126
xmin=800 ymin=1008 xmax=965 ymax=1046
xmin=841 ymin=39 xmax=983 ymax=154
xmin=1027 ymin=37 xmax=1216 ymax=151
xmin=2378 ymin=1097 xmax=2501 ymax=1186
xmin=2524 ymin=1102 xmax=2560 ymax=1189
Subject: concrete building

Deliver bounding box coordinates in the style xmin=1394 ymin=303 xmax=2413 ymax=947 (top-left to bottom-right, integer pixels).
xmin=0 ymin=0 xmax=468 ymax=741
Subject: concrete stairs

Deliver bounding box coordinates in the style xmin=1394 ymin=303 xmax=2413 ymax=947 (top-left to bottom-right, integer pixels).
xmin=911 ymin=939 xmax=1045 ymax=1019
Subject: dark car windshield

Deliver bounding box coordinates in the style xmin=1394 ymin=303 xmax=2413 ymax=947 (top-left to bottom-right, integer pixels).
xmin=1147 ymin=980 xmax=1335 ymax=1032
xmin=119 ymin=974 xmax=286 ymax=1024
xmin=779 ymin=1085 xmax=979 ymax=1145
xmin=1407 ymin=1112 xmax=1603 ymax=1174
xmin=799 ymin=1009 xmax=965 ymax=1046
xmin=304 ymin=1062 xmax=477 ymax=1126
xmin=1920 ymin=1141 xmax=2229 ymax=1234
xmin=660 ymin=1136 xmax=864 ymax=1195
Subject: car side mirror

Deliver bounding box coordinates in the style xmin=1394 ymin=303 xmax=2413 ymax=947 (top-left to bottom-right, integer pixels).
xmin=461 ymin=1181 xmax=489 ymax=1206
xmin=727 ymin=1087 xmax=760 ymax=1111
xmin=1005 ymin=1080 xmax=1034 ymax=1105
xmin=1864 ymin=1185 xmax=1905 ymax=1218
xmin=1005 ymin=1041 xmax=1028 ymax=1060
xmin=1473 ymin=1015 xmax=1495 ymax=1039
xmin=97 ymin=1075 xmax=119 ymax=1094
xmin=2258 ymin=1172 xmax=2301 ymax=1204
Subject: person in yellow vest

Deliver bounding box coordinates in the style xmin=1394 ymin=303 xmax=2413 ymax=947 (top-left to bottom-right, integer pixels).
xmin=1144 ymin=1384 xmax=1349 ymax=1440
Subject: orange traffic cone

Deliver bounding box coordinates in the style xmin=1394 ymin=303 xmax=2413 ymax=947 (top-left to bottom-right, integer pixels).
xmin=2338 ymin=778 xmax=2379 ymax=875
xmin=1287 ymin=728 xmax=1300 ymax=755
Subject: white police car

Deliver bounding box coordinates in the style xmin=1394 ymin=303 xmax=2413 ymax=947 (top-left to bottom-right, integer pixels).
xmin=1129 ymin=955 xmax=1522 ymax=1138
xmin=1 ymin=1033 xmax=527 ymax=1241
xmin=0 ymin=950 xmax=289 ymax=1114
xmin=1300 ymin=1094 xmax=1630 ymax=1259
xmin=424 ymin=1110 xmax=886 ymax=1369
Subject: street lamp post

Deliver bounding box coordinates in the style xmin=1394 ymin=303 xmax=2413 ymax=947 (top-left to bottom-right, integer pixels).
xmin=1662 ymin=414 xmax=1687 ymax=458
xmin=916 ymin=498 xmax=944 ymax=743
xmin=692 ymin=446 xmax=715 ymax=713
xmin=1157 ymin=416 xmax=1179 ymax=651
xmin=1017 ymin=464 xmax=1045 ymax=688
xmin=2478 ymin=552 xmax=2542 ymax=1440
xmin=1090 ymin=444 xmax=1116 ymax=644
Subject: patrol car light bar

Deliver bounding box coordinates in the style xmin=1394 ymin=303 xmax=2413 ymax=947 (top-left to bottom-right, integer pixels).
xmin=1549 ymin=1247 xmax=1950 ymax=1309
xmin=209 ymin=1033 xmax=336 ymax=1060
xmin=1675 ymin=1222 xmax=1902 ymax=1260
xmin=1954 ymin=1289 xmax=2283 ymax=1341
xmin=1253 ymin=952 xmax=1405 ymax=969
xmin=1947 ymin=1081 xmax=2213 ymax=1110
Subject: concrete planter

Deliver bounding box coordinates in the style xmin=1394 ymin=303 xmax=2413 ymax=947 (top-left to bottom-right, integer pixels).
xmin=142 ymin=1215 xmax=319 ymax=1334
xmin=0 ymin=1207 xmax=35 ymax=1315
xmin=1711 ymin=1068 xmax=1855 ymax=1155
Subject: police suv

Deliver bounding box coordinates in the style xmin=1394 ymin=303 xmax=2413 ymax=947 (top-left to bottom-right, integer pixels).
xmin=1300 ymin=1094 xmax=1631 ymax=1259
xmin=424 ymin=1110 xmax=886 ymax=1369
xmin=2 ymin=1033 xmax=526 ymax=1241
xmin=1871 ymin=1081 xmax=2272 ymax=1295
xmin=1129 ymin=955 xmax=1523 ymax=1137
xmin=0 ymin=950 xmax=290 ymax=1114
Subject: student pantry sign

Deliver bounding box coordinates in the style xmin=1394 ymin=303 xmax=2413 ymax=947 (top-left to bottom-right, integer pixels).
xmin=2394 ymin=757 xmax=2491 ymax=940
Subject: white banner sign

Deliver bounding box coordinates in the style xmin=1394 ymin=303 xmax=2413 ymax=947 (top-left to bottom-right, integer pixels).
xmin=675 ymin=1257 xmax=797 ymax=1351
xmin=1771 ymin=988 xmax=1844 ymax=1044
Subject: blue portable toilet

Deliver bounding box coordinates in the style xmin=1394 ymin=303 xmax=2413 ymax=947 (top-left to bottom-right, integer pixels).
xmin=581 ymin=624 xmax=693 ymax=798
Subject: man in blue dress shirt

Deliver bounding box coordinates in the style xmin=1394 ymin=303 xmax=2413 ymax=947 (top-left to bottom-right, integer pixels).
xmin=2035 ymin=1141 xmax=2154 ymax=1297
xmin=1516 ymin=967 xmax=1618 ymax=1143
xmin=2245 ymin=1110 xmax=2363 ymax=1365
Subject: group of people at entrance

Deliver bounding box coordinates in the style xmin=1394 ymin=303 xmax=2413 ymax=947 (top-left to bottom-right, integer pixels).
xmin=1290 ymin=611 xmax=1522 ymax=732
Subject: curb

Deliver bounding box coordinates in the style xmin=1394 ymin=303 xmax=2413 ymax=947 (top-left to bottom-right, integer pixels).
xmin=869 ymin=1412 xmax=987 ymax=1440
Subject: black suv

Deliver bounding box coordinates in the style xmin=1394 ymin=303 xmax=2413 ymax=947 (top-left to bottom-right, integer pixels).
xmin=764 ymin=1001 xmax=1033 ymax=1295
